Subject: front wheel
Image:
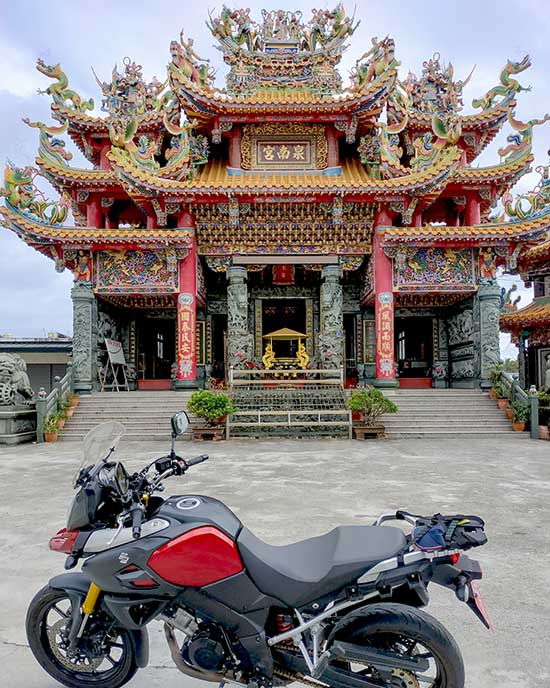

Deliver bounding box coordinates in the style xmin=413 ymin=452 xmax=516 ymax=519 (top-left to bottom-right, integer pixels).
xmin=331 ymin=603 xmax=465 ymax=688
xmin=26 ymin=584 xmax=139 ymax=688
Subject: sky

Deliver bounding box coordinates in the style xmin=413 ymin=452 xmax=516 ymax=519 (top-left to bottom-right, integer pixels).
xmin=0 ymin=0 xmax=548 ymax=353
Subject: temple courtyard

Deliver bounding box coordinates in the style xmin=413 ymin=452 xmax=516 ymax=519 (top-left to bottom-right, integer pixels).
xmin=1 ymin=436 xmax=548 ymax=688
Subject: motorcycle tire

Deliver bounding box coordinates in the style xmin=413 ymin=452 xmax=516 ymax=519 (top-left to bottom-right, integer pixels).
xmin=331 ymin=602 xmax=465 ymax=688
xmin=26 ymin=584 xmax=139 ymax=688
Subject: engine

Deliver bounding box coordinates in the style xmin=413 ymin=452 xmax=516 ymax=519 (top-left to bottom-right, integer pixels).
xmin=185 ymin=627 xmax=227 ymax=672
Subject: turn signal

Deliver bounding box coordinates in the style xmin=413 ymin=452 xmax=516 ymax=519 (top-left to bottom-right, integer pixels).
xmin=450 ymin=553 xmax=460 ymax=565
xmin=49 ymin=528 xmax=80 ymax=554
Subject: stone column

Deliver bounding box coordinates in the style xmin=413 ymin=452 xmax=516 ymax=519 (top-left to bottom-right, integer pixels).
xmin=227 ymin=266 xmax=254 ymax=367
xmin=318 ymin=264 xmax=344 ymax=369
xmin=71 ymin=281 xmax=97 ymax=394
xmin=478 ymin=280 xmax=501 ymax=387
xmin=373 ymin=209 xmax=398 ymax=387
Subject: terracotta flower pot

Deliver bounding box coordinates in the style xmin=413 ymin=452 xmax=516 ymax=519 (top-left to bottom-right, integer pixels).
xmin=57 ymin=418 xmax=66 ymax=429
xmin=44 ymin=432 xmax=58 ymax=443
xmin=512 ymin=421 xmax=525 ymax=432
xmin=497 ymin=398 xmax=509 ymax=410
xmin=539 ymin=425 xmax=550 ymax=441
xmin=351 ymin=410 xmax=364 ymax=422
xmin=66 ymin=407 xmax=75 ymax=418
xmin=489 ymin=390 xmax=497 ymax=400
xmin=505 ymin=408 xmax=514 ymax=420
xmin=216 ymin=416 xmax=227 ymax=425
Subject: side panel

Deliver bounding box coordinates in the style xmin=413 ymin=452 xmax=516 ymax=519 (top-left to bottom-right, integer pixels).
xmin=148 ymin=526 xmax=244 ymax=586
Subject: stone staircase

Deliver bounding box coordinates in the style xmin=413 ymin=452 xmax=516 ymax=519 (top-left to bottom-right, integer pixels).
xmin=59 ymin=391 xmax=195 ymax=442
xmin=380 ymin=389 xmax=524 ymax=438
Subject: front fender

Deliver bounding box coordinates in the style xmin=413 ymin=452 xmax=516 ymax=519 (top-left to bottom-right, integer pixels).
xmin=49 ymin=572 xmax=149 ymax=668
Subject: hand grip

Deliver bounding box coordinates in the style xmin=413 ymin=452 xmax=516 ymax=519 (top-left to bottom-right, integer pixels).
xmin=186 ymin=454 xmax=209 ymax=467
xmin=131 ymin=504 xmax=144 ymax=539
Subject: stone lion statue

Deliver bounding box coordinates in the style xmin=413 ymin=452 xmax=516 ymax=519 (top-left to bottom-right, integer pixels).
xmin=0 ymin=353 xmax=34 ymax=406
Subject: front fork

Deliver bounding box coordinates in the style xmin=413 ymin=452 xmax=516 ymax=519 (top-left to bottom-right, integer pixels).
xmin=67 ymin=582 xmax=102 ymax=650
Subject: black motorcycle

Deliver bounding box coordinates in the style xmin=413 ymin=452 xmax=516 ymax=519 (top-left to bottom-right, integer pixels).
xmin=26 ymin=412 xmax=491 ymax=688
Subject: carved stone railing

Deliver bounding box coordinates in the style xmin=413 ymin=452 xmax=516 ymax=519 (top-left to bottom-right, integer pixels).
xmin=499 ymin=370 xmax=539 ymax=440
xmin=36 ymin=364 xmax=73 ymax=443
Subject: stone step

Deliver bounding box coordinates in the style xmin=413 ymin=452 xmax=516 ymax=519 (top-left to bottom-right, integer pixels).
xmin=386 ymin=430 xmax=527 ymax=438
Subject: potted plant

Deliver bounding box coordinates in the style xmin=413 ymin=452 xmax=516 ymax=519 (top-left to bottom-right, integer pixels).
xmin=43 ymin=415 xmax=59 ymax=443
xmin=62 ymin=398 xmax=75 ymax=418
xmin=347 ymin=387 xmax=398 ymax=426
xmin=55 ymin=409 xmax=67 ymax=429
xmin=69 ymin=393 xmax=80 ymax=408
xmin=492 ymin=382 xmax=509 ymax=409
xmin=510 ymin=401 xmax=529 ymax=432
xmin=505 ymin=406 xmax=515 ymax=421
xmin=187 ymin=390 xmax=235 ymax=427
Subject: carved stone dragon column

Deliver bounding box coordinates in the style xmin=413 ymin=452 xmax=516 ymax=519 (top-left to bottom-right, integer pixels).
xmin=227 ymin=266 xmax=254 ymax=368
xmin=71 ymin=280 xmax=97 ymax=394
xmin=478 ymin=280 xmax=502 ymax=387
xmin=318 ymin=264 xmax=344 ymax=369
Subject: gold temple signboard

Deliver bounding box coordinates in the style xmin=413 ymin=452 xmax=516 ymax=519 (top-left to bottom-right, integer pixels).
xmin=241 ymin=123 xmax=327 ymax=170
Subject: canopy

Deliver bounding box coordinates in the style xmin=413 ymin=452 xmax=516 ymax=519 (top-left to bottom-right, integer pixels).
xmin=262 ymin=328 xmax=308 ymax=340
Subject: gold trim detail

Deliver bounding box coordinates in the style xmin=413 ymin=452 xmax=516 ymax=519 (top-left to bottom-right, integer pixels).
xmin=241 ymin=123 xmax=327 ymax=170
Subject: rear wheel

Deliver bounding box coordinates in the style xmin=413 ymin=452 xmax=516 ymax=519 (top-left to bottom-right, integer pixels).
xmin=331 ymin=603 xmax=465 ymax=688
xmin=26 ymin=585 xmax=138 ymax=688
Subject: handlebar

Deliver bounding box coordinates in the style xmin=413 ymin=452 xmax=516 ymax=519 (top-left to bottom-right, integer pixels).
xmin=185 ymin=454 xmax=209 ymax=467
xmin=130 ymin=503 xmax=145 ymax=539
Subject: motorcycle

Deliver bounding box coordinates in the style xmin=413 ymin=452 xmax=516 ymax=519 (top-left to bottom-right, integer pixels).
xmin=26 ymin=412 xmax=491 ymax=688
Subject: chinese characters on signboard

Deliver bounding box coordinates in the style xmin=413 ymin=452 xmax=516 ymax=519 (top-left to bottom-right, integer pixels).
xmin=177 ymin=292 xmax=196 ymax=380
xmin=256 ymin=139 xmax=314 ymax=169
xmin=376 ymin=292 xmax=394 ymax=378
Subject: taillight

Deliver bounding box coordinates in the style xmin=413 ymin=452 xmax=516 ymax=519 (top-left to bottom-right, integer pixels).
xmin=450 ymin=553 xmax=460 ymax=565
xmin=49 ymin=528 xmax=80 ymax=554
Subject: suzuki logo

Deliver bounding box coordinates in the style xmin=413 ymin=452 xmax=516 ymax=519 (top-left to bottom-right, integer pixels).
xmin=118 ymin=552 xmax=130 ymax=565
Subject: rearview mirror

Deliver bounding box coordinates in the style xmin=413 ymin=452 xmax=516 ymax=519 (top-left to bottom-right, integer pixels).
xmin=171 ymin=411 xmax=190 ymax=436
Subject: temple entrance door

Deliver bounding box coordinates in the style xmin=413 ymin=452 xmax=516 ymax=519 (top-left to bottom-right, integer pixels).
xmin=395 ymin=317 xmax=434 ymax=388
xmin=211 ymin=314 xmax=227 ymax=381
xmin=136 ymin=316 xmax=176 ymax=390
xmin=344 ymin=314 xmax=357 ymax=385
xmin=261 ymin=299 xmax=306 ymax=360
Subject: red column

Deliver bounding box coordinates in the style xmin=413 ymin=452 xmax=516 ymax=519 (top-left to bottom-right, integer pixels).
xmin=374 ymin=207 xmax=398 ymax=387
xmin=86 ymin=196 xmax=102 ymax=227
xmin=326 ymin=125 xmax=339 ymax=168
xmin=465 ymin=192 xmax=481 ymax=225
xmin=228 ymin=127 xmax=241 ymax=169
xmin=146 ymin=214 xmax=156 ymax=229
xmin=99 ymin=143 xmax=111 ymax=171
xmin=175 ymin=212 xmax=198 ymax=386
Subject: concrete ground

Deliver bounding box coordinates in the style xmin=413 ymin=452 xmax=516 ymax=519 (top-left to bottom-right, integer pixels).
xmin=1 ymin=436 xmax=549 ymax=688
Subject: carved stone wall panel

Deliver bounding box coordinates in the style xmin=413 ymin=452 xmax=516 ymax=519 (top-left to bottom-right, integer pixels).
xmin=95 ymin=250 xmax=178 ymax=294
xmin=392 ymin=247 xmax=477 ymax=292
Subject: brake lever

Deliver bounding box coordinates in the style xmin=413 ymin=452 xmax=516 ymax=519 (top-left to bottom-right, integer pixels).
xmin=107 ymin=514 xmax=126 ymax=546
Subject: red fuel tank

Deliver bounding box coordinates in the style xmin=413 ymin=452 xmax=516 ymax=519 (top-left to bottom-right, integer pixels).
xmin=147 ymin=526 xmax=244 ymax=587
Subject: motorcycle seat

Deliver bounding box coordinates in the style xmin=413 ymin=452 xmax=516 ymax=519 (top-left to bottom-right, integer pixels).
xmin=237 ymin=525 xmax=407 ymax=608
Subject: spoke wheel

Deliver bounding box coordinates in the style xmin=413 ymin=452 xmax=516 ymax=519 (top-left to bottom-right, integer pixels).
xmin=26 ymin=584 xmax=138 ymax=688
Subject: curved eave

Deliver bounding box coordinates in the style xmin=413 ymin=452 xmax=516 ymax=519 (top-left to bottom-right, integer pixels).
xmin=390 ymin=95 xmax=515 ymax=163
xmin=36 ymin=158 xmax=117 ymax=190
xmin=522 ymin=239 xmax=550 ymax=263
xmin=0 ymin=204 xmax=193 ymax=248
xmin=500 ymin=301 xmax=550 ymax=331
xmin=452 ymin=152 xmax=533 ymax=186
xmin=107 ymin=149 xmax=460 ymax=200
xmin=382 ymin=210 xmax=550 ymax=246
xmin=171 ymin=69 xmax=397 ymax=123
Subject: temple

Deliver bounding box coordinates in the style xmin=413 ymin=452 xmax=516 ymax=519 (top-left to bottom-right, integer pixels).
xmin=2 ymin=5 xmax=550 ymax=394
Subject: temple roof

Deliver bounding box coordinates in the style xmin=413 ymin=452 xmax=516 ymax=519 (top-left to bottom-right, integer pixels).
xmin=500 ymin=300 xmax=550 ymax=330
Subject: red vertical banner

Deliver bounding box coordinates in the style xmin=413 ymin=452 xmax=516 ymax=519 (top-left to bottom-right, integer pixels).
xmin=373 ymin=210 xmax=396 ymax=383
xmin=177 ymin=243 xmax=197 ymax=382
xmin=375 ymin=292 xmax=395 ymax=379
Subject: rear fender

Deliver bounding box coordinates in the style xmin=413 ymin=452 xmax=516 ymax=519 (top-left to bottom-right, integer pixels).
xmin=49 ymin=572 xmax=149 ymax=667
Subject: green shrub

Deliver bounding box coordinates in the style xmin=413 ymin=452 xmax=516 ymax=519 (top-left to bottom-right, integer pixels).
xmin=492 ymin=382 xmax=507 ymax=399
xmin=43 ymin=415 xmax=59 ymax=433
xmin=488 ymin=364 xmax=502 ymax=386
xmin=510 ymin=401 xmax=529 ymax=423
xmin=347 ymin=387 xmax=398 ymax=426
xmin=187 ymin=390 xmax=235 ymax=425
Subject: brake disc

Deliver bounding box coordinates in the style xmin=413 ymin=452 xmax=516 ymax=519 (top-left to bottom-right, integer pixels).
xmin=47 ymin=619 xmax=103 ymax=673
